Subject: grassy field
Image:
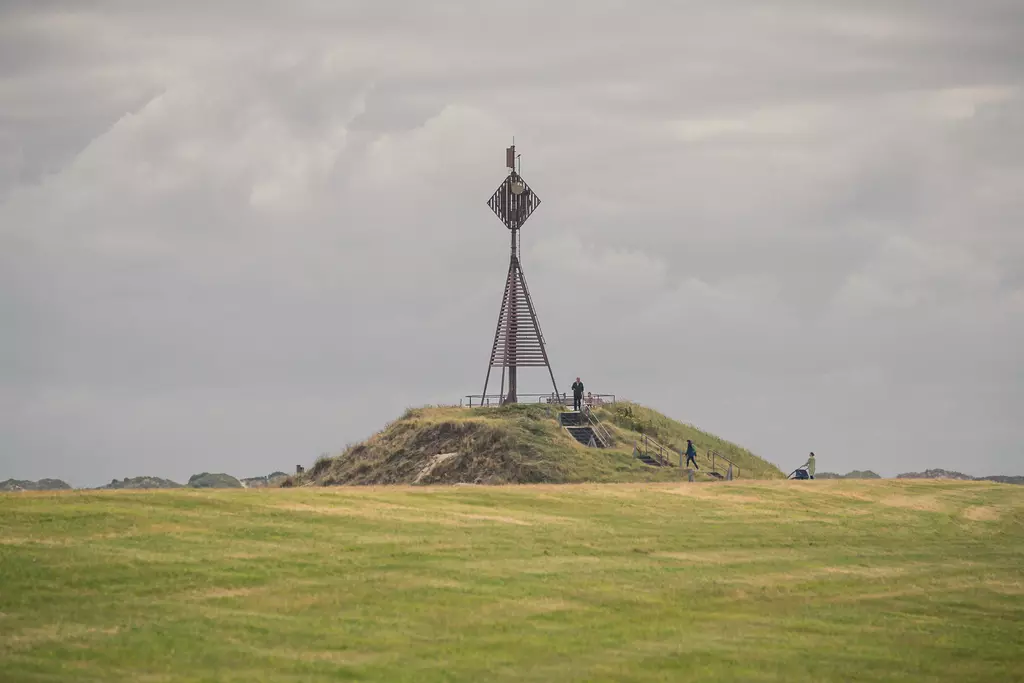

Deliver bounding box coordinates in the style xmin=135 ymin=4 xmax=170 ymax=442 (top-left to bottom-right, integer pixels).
xmin=1 ymin=480 xmax=1022 ymax=682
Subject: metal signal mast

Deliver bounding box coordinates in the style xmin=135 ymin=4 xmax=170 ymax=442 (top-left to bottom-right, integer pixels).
xmin=481 ymin=143 xmax=559 ymax=404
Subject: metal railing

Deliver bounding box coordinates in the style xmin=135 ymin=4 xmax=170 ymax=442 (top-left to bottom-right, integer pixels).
xmin=461 ymin=393 xmax=616 ymax=407
xmin=707 ymin=450 xmax=740 ymax=479
xmin=633 ymin=434 xmax=676 ymax=467
xmin=632 ymin=437 xmax=742 ymax=479
xmin=581 ymin=404 xmax=614 ymax=447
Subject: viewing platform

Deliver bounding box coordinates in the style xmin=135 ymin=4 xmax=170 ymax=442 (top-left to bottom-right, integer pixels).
xmin=460 ymin=393 xmax=617 ymax=408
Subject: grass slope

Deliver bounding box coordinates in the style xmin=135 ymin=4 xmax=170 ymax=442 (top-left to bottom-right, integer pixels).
xmin=596 ymin=401 xmax=783 ymax=479
xmin=300 ymin=402 xmax=782 ymax=486
xmin=2 ymin=481 xmax=1022 ymax=682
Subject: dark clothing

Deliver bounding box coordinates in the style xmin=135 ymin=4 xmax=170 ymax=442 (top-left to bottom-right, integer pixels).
xmin=571 ymin=381 xmax=584 ymax=411
xmin=685 ymin=442 xmax=698 ymax=469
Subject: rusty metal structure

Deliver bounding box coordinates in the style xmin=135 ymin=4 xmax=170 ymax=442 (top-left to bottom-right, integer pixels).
xmin=480 ymin=143 xmax=559 ymax=404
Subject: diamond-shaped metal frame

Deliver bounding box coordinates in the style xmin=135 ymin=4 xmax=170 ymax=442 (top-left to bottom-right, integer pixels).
xmin=486 ymin=171 xmax=541 ymax=231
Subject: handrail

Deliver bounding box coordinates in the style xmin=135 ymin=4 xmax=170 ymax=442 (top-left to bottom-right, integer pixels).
xmin=461 ymin=393 xmax=616 ymax=407
xmin=582 ymin=404 xmax=614 ymax=447
xmin=633 ymin=436 xmax=742 ymax=478
xmin=706 ymin=449 xmax=740 ymax=479
xmin=634 ymin=434 xmax=675 ymax=467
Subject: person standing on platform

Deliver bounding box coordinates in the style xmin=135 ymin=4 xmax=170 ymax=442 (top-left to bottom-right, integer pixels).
xmin=571 ymin=377 xmax=584 ymax=411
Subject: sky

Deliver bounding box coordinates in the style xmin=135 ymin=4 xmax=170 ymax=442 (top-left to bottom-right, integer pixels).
xmin=1 ymin=1 xmax=1022 ymax=487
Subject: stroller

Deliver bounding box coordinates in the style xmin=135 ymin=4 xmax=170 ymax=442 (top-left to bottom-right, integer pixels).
xmin=788 ymin=467 xmax=810 ymax=480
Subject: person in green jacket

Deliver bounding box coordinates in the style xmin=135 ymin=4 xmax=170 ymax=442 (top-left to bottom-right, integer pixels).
xmin=801 ymin=452 xmax=816 ymax=479
xmin=685 ymin=440 xmax=699 ymax=470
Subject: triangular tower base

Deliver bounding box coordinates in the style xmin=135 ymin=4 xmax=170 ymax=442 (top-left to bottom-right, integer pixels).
xmin=481 ymin=256 xmax=558 ymax=404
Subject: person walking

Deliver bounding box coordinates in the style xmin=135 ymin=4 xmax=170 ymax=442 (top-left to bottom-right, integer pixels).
xmin=800 ymin=452 xmax=816 ymax=479
xmin=685 ymin=439 xmax=699 ymax=469
xmin=571 ymin=377 xmax=584 ymax=411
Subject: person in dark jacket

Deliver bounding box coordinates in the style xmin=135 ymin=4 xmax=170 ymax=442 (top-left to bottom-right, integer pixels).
xmin=685 ymin=439 xmax=699 ymax=469
xmin=571 ymin=377 xmax=584 ymax=411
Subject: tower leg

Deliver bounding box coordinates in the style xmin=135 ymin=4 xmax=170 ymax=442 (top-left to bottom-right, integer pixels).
xmin=515 ymin=258 xmax=560 ymax=399
xmin=505 ymin=253 xmax=518 ymax=404
xmin=482 ymin=259 xmax=515 ymax=402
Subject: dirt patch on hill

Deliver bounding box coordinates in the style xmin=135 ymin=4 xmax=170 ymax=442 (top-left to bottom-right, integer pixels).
xmin=301 ymin=411 xmax=578 ymax=486
xmin=414 ymin=452 xmax=459 ymax=484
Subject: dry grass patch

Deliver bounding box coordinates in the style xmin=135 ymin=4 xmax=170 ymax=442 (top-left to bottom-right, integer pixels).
xmin=469 ymin=597 xmax=586 ymax=623
xmin=464 ymin=554 xmax=605 ymax=575
xmin=726 ymin=563 xmax=917 ymax=589
xmin=193 ymin=586 xmax=265 ymax=600
xmin=2 ymin=625 xmax=121 ymax=652
xmin=877 ymin=494 xmax=948 ymax=512
xmin=962 ymin=505 xmax=1002 ymax=521
xmin=652 ymin=549 xmax=797 ymax=565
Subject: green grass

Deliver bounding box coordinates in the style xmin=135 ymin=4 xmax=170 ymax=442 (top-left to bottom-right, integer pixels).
xmin=1 ymin=480 xmax=1022 ymax=682
xmin=596 ymin=401 xmax=784 ymax=479
xmin=301 ymin=402 xmax=782 ymax=486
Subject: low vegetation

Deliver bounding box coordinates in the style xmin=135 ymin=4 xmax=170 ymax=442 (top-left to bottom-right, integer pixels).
xmin=817 ymin=470 xmax=882 ymax=480
xmin=240 ymin=472 xmax=289 ymax=488
xmin=1 ymin=480 xmax=1021 ymax=681
xmin=99 ymin=476 xmax=182 ymax=490
xmin=0 ymin=478 xmax=70 ymax=492
xmin=186 ymin=472 xmax=243 ymax=489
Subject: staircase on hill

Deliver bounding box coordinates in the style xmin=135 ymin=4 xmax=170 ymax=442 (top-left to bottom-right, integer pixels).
xmin=633 ymin=448 xmax=663 ymax=467
xmin=631 ymin=434 xmax=741 ymax=478
xmin=632 ymin=434 xmax=675 ymax=467
xmin=559 ymin=410 xmax=610 ymax=448
xmin=704 ymin=450 xmax=739 ymax=479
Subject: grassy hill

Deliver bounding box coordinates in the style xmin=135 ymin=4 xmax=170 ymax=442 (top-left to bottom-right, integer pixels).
xmin=296 ymin=401 xmax=783 ymax=486
xmin=1 ymin=480 xmax=1021 ymax=682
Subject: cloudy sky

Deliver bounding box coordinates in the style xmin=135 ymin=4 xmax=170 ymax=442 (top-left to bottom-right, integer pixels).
xmin=2 ymin=1 xmax=1022 ymax=486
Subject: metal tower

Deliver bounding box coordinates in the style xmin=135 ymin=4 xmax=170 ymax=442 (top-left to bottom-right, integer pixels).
xmin=481 ymin=144 xmax=559 ymax=404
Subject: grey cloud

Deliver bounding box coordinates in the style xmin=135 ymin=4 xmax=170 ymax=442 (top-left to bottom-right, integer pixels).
xmin=1 ymin=1 xmax=1022 ymax=486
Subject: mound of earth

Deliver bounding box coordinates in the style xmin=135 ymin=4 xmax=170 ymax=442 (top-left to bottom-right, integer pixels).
xmin=297 ymin=401 xmax=783 ymax=487
xmin=187 ymin=472 xmax=243 ymax=489
xmin=99 ymin=476 xmax=182 ymax=490
xmin=0 ymin=478 xmax=72 ymax=492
